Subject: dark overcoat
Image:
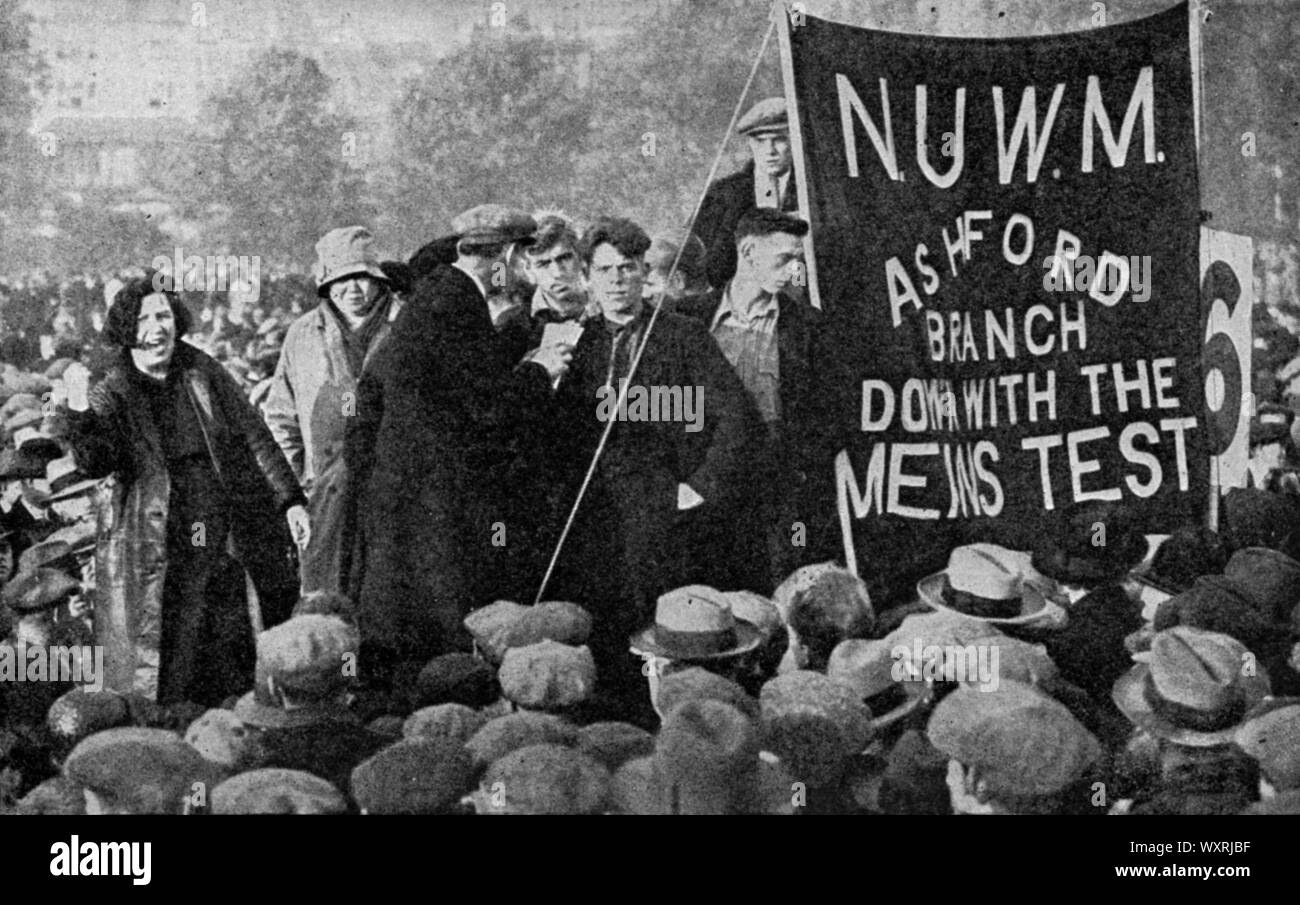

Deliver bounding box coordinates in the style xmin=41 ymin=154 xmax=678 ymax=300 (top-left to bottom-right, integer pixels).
xmin=541 ymin=308 xmax=765 ymax=668
xmin=65 ymin=343 xmax=302 ymax=702
xmin=345 ymin=267 xmax=553 ymax=661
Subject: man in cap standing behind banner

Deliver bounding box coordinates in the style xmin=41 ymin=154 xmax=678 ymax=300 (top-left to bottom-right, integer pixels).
xmin=345 ymin=205 xmax=574 ymax=690
xmin=264 ymin=226 xmax=402 ymax=595
xmin=690 ymin=97 xmax=801 ymax=291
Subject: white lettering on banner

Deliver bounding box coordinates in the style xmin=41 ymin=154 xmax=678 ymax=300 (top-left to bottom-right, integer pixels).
xmin=836 ymin=66 xmax=1158 ymax=184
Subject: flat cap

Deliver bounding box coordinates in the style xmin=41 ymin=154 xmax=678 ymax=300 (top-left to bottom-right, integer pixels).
xmin=2 ymin=567 xmax=80 ymax=613
xmin=414 ymin=652 xmax=499 ymax=709
xmin=736 ymin=97 xmax=788 ymax=136
xmin=655 ymin=700 xmax=761 ymax=812
xmin=183 ymin=709 xmax=266 ymax=772
xmin=656 ymin=667 xmax=760 ymax=720
xmin=256 ymin=615 xmax=358 ymax=699
xmin=502 ymin=601 xmax=593 ymax=649
xmin=47 ymin=689 xmax=132 ymax=748
xmin=213 ymin=768 xmax=347 ymax=815
xmin=479 ymin=743 xmax=610 ymax=815
xmin=498 ymin=640 xmax=596 ymax=711
xmin=928 ymin=681 xmax=1103 ymax=798
xmin=759 ymin=671 xmax=873 ymax=787
xmin=351 ymin=738 xmax=475 ymax=814
xmin=64 ymin=727 xmax=213 ymax=814
xmin=450 ymin=204 xmax=537 ymax=246
xmin=464 ymin=600 xmax=531 ymax=665
xmin=403 ymin=703 xmax=488 ymax=745
xmin=576 ymin=722 xmax=656 ymax=771
xmin=465 ymin=711 xmax=579 ymax=770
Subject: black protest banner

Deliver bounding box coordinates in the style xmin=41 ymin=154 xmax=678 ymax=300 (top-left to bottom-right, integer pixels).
xmin=785 ymin=4 xmax=1204 ymax=592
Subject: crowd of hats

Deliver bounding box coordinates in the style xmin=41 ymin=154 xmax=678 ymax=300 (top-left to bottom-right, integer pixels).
xmin=1 ymin=498 xmax=1299 ymax=814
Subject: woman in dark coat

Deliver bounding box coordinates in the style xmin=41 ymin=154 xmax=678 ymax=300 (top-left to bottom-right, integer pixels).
xmin=59 ymin=277 xmax=307 ymax=706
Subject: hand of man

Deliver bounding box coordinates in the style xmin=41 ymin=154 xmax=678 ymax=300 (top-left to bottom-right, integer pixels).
xmin=526 ymin=341 xmax=574 ymax=381
xmin=286 ymin=504 xmax=311 ymax=551
xmin=677 ymin=483 xmax=704 ymax=511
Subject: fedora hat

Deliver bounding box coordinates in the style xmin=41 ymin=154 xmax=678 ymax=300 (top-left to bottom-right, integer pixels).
xmin=1113 ymin=626 xmax=1272 ymax=746
xmin=917 ymin=544 xmax=1066 ymax=627
xmin=1032 ymin=501 xmax=1149 ymax=586
xmin=826 ymin=638 xmax=932 ymax=735
xmin=630 ymin=585 xmax=762 ymax=663
xmin=45 ymin=455 xmax=98 ymax=502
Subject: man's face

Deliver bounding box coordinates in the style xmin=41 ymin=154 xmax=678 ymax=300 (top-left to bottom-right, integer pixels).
xmin=747 ymin=130 xmax=792 ymax=178
xmin=526 ymin=241 xmax=583 ymax=306
xmin=643 ymin=266 xmax=684 ymax=304
xmin=587 ymin=243 xmax=645 ymax=325
xmin=740 ymin=231 xmax=805 ymax=296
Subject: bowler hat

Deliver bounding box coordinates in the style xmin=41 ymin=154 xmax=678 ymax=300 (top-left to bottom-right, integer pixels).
xmin=213 ymin=768 xmax=347 ymax=815
xmin=313 ymin=226 xmax=390 ymax=298
xmin=1032 ymin=501 xmax=1149 ymax=586
xmin=1113 ymin=626 xmax=1272 ymax=746
xmin=928 ymin=680 xmax=1103 ymax=797
xmin=736 ymin=97 xmax=788 ymax=136
xmin=630 ymin=585 xmax=762 ymax=662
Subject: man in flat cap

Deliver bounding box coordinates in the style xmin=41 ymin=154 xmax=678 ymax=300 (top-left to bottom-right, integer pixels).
xmin=264 ymin=226 xmax=401 ymax=595
xmin=346 ymin=204 xmax=574 ymax=690
xmin=690 ymin=97 xmax=800 ymax=290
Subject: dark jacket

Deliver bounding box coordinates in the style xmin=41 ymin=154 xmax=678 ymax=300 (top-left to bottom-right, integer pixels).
xmin=690 ymin=161 xmax=799 ymax=289
xmin=542 ymin=308 xmax=764 ymax=660
xmin=260 ymin=715 xmax=388 ymax=805
xmin=345 ymin=266 xmax=553 ymax=660
xmin=64 ymin=342 xmax=302 ymax=700
xmin=676 ymin=288 xmax=841 ymax=573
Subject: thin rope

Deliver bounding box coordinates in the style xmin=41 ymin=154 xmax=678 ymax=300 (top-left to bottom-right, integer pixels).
xmin=532 ymin=11 xmax=779 ymax=605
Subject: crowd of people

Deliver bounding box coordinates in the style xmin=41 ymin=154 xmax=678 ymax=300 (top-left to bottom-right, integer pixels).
xmin=1 ymin=98 xmax=1299 ymax=815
